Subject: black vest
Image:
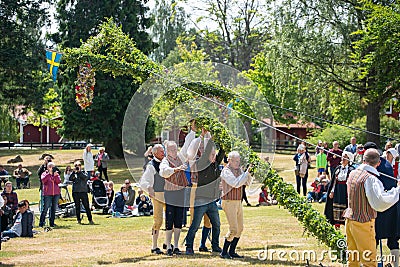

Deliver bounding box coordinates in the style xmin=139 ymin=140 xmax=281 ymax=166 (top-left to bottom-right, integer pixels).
xmin=150 ymin=159 xmax=164 ymax=192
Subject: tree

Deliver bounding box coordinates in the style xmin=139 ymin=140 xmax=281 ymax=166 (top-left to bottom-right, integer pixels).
xmin=188 ymin=0 xmax=269 ymax=71
xmin=150 ymin=0 xmax=188 ymax=62
xmin=0 ymin=0 xmax=52 ymax=115
xmin=258 ymin=0 xmax=400 ymax=146
xmin=54 ymin=1 xmax=154 ymax=157
xmin=28 ymin=87 xmax=62 ymax=143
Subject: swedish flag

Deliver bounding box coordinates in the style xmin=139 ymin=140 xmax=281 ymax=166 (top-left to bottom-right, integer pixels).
xmin=46 ymin=50 xmax=62 ymax=81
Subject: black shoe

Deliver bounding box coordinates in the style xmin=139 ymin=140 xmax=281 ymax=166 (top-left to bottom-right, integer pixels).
xmin=50 ymin=224 xmax=57 ymax=227
xmin=166 ymin=248 xmax=173 ymax=256
xmin=185 ymin=247 xmax=194 ymax=255
xmin=173 ymin=248 xmax=182 ymax=255
xmin=163 ymin=244 xmax=174 ymax=250
xmin=151 ymin=248 xmax=164 ymax=255
xmin=199 ymin=246 xmax=209 ymax=252
xmin=220 ymin=252 xmax=232 ymax=259
xmin=230 ymin=252 xmax=244 ymax=258
xmin=246 ymin=203 xmax=251 ymax=206
xmin=212 ymin=247 xmax=222 ymax=253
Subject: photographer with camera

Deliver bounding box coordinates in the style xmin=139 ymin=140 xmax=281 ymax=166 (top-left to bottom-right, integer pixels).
xmin=38 ymin=156 xmax=60 ymax=211
xmin=70 ymin=161 xmax=94 ymax=225
xmin=39 ymin=162 xmax=61 ymax=227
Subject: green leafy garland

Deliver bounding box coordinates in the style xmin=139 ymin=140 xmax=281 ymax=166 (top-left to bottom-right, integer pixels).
xmin=196 ymin=117 xmax=346 ymax=261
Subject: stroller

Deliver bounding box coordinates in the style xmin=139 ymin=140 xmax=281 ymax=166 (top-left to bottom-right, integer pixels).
xmin=89 ymin=179 xmax=109 ymax=214
xmin=56 ymin=183 xmax=76 ymax=218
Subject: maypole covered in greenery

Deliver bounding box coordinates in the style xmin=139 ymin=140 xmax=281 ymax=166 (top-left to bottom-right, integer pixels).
xmin=63 ymin=18 xmax=346 ymax=260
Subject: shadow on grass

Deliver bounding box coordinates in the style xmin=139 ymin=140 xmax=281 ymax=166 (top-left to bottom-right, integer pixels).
xmin=239 ymin=243 xmax=295 ymax=251
xmin=0 ymin=262 xmax=15 ymax=267
xmin=106 ymin=252 xmax=324 ymax=266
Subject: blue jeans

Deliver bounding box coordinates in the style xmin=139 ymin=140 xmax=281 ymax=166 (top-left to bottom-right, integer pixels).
xmin=319 ymin=192 xmax=327 ymax=202
xmin=39 ymin=195 xmax=60 ymax=227
xmin=185 ymin=200 xmax=220 ymax=249
xmin=2 ymin=230 xmax=18 ymax=238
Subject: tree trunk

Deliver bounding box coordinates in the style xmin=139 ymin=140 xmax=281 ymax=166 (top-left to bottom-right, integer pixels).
xmin=366 ymin=101 xmax=381 ymax=147
xmin=105 ymin=137 xmax=123 ymax=159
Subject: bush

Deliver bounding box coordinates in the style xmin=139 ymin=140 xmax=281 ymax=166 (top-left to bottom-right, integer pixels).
xmin=309 ymin=116 xmax=400 ymax=150
xmin=307 ymin=125 xmax=354 ymax=149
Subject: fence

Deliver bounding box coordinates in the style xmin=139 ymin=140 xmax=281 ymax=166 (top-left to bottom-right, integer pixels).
xmin=0 ymin=142 xmax=103 ymax=150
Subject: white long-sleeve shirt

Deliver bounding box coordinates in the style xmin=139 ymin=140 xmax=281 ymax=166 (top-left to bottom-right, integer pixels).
xmin=139 ymin=157 xmax=162 ymax=191
xmin=220 ymin=167 xmax=252 ymax=188
xmin=82 ymin=150 xmax=94 ymax=172
xmin=179 ymin=130 xmax=196 ymax=161
xmin=186 ymin=132 xmax=211 ymax=162
xmin=361 ymin=164 xmax=400 ymax=212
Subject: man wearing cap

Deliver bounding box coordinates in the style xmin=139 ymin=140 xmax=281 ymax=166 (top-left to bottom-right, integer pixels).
xmin=365 ymin=142 xmax=400 ymax=267
xmin=344 ymin=148 xmax=400 ymax=267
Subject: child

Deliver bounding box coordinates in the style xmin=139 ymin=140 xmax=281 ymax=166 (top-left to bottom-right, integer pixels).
xmin=257 ymin=186 xmax=277 ymax=206
xmin=138 ymin=194 xmax=153 ymax=216
xmin=306 ymin=178 xmax=321 ymax=202
xmin=317 ymin=178 xmax=330 ymax=203
xmin=316 ymin=149 xmax=327 ymax=177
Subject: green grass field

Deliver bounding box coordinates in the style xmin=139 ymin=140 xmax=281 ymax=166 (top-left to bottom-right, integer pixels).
xmin=0 ymin=149 xmax=383 ymax=266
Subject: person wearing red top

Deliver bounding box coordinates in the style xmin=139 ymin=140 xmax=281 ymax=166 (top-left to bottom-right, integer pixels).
xmin=39 ymin=162 xmax=61 ymax=227
xmin=326 ymin=141 xmax=343 ymax=177
xmin=258 ymin=185 xmax=277 ymax=206
xmin=306 ymin=178 xmax=321 ymax=202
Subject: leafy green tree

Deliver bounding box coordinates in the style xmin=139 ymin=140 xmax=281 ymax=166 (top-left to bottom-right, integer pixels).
xmin=258 ymin=0 xmax=400 ymax=146
xmin=0 ymin=0 xmax=52 ymax=112
xmin=150 ymin=0 xmax=188 ymax=63
xmin=54 ymin=1 xmax=155 ymax=157
xmin=28 ymin=87 xmax=62 ymax=143
xmin=188 ymin=0 xmax=269 ymax=71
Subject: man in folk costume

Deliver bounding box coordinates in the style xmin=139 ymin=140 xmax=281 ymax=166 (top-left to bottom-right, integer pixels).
xmin=220 ymin=151 xmax=252 ymax=259
xmin=364 ymin=143 xmax=400 ymax=267
xmin=185 ymin=127 xmax=215 ymax=252
xmin=160 ymin=141 xmax=188 ymax=256
xmin=185 ymin=139 xmax=225 ymax=255
xmin=140 ymin=144 xmax=165 ymax=255
xmin=344 ymin=148 xmax=400 ymax=267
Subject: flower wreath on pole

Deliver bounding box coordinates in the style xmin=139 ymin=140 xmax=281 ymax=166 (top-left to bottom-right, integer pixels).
xmin=75 ymin=63 xmax=95 ymax=109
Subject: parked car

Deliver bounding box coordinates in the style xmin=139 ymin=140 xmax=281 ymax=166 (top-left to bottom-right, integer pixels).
xmin=61 ymin=141 xmax=87 ymax=150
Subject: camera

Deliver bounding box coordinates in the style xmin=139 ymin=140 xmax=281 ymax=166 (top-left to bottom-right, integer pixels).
xmin=52 ymin=167 xmax=57 ymax=173
xmin=75 ymin=166 xmax=80 ymax=171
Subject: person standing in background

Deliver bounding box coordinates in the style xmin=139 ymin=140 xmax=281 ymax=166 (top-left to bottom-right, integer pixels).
xmin=83 ymin=144 xmax=95 ymax=179
xmin=39 ymin=162 xmax=61 ymax=228
xmin=95 ymin=147 xmax=110 ymax=182
xmin=327 ymin=141 xmax=343 ymax=177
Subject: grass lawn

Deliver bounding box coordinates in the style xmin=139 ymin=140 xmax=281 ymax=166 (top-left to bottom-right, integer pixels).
xmin=0 ymin=149 xmax=384 ymax=266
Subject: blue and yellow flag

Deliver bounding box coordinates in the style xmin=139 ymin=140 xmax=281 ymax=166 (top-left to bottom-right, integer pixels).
xmin=46 ymin=50 xmax=62 ymax=81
